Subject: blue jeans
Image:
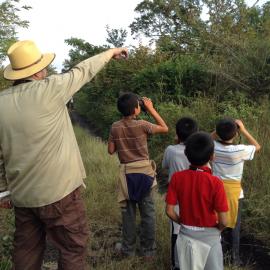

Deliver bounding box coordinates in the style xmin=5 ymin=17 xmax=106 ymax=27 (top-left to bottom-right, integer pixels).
xmin=121 ymin=192 xmax=156 ymax=256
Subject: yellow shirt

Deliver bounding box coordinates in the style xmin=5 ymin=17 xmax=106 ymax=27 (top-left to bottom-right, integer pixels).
xmin=0 ymin=50 xmax=112 ymax=207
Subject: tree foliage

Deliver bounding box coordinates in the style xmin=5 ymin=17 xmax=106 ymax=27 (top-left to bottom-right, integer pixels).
xmin=0 ymin=0 xmax=30 ymax=91
xmin=0 ymin=0 xmax=30 ymax=65
xmin=62 ymin=38 xmax=109 ymax=71
xmin=130 ymin=0 xmax=204 ymax=52
xmin=105 ymin=25 xmax=127 ymax=47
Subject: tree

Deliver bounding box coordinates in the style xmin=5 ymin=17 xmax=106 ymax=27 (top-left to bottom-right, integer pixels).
xmin=105 ymin=25 xmax=127 ymax=47
xmin=130 ymin=0 xmax=204 ymax=52
xmin=199 ymin=1 xmax=270 ymax=97
xmin=62 ymin=38 xmax=109 ymax=71
xmin=0 ymin=0 xmax=31 ymax=65
xmin=0 ymin=0 xmax=30 ymax=91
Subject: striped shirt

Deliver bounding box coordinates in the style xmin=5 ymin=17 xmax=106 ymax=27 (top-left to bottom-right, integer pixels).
xmin=212 ymin=141 xmax=256 ymax=198
xmin=109 ymin=118 xmax=156 ymax=163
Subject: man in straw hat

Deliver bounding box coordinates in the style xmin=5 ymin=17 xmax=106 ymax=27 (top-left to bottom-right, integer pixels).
xmin=0 ymin=40 xmax=128 ymax=270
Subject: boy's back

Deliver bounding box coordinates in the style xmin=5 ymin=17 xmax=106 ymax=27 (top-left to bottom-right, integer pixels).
xmin=162 ymin=144 xmax=189 ymax=181
xmin=108 ymin=93 xmax=168 ymax=258
xmin=162 ymin=117 xmax=198 ymax=181
xmin=212 ymin=141 xmax=256 ymax=181
xmin=110 ymin=118 xmax=154 ymax=163
xmin=167 ymin=167 xmax=228 ymax=227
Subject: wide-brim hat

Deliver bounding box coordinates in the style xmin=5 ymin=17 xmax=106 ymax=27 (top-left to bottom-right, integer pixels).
xmin=4 ymin=40 xmax=55 ymax=80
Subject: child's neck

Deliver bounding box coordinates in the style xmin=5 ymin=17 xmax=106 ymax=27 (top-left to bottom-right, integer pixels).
xmin=219 ymin=139 xmax=234 ymax=144
xmin=190 ymin=163 xmax=208 ymax=168
xmin=123 ymin=115 xmax=136 ymax=120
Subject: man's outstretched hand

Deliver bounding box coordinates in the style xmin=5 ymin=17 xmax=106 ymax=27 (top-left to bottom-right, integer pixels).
xmin=111 ymin=48 xmax=128 ymax=60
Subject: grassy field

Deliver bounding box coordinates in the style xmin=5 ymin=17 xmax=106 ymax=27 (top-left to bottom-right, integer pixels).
xmin=0 ymin=126 xmax=255 ymax=269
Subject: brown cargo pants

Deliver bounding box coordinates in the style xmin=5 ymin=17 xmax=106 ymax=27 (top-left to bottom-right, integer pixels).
xmin=12 ymin=187 xmax=89 ymax=270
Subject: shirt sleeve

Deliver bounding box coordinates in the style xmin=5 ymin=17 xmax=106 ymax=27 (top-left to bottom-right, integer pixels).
xmin=0 ymin=146 xmax=8 ymax=192
xmin=241 ymin=145 xmax=256 ymax=161
xmin=213 ymin=178 xmax=229 ymax=212
xmin=140 ymin=120 xmax=158 ymax=135
xmin=165 ymin=173 xmax=178 ymax=205
xmin=43 ymin=50 xmax=113 ymax=105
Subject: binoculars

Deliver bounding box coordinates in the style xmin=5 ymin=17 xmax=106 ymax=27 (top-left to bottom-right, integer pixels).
xmin=138 ymin=97 xmax=147 ymax=112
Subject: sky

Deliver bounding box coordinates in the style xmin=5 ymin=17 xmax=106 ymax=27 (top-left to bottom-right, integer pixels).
xmin=7 ymin=0 xmax=269 ymax=71
xmin=16 ymin=0 xmax=144 ymax=71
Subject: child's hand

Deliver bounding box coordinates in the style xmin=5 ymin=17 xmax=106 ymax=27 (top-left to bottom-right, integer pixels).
xmin=142 ymin=97 xmax=154 ymax=111
xmin=235 ymin=119 xmax=245 ymax=132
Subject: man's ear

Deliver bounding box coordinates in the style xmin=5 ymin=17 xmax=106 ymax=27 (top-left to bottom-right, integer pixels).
xmin=32 ymin=72 xmax=42 ymax=80
xmin=32 ymin=69 xmax=47 ymax=80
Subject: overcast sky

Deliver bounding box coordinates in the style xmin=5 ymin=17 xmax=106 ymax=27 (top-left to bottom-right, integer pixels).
xmin=17 ymin=0 xmax=144 ymax=71
xmin=11 ymin=0 xmax=269 ymax=71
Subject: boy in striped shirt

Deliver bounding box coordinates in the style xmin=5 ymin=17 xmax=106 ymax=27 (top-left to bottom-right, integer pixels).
xmin=211 ymin=118 xmax=261 ymax=266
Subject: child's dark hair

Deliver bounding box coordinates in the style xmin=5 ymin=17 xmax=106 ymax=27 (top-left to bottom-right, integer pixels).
xmin=176 ymin=117 xmax=198 ymax=142
xmin=216 ymin=118 xmax=238 ymax=141
xmin=185 ymin=132 xmax=214 ymax=166
xmin=117 ymin=92 xmax=139 ymax=116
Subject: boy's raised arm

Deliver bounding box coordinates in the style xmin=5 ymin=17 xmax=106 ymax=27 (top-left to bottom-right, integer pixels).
xmin=235 ymin=119 xmax=261 ymax=151
xmin=143 ymin=97 xmax=168 ymax=134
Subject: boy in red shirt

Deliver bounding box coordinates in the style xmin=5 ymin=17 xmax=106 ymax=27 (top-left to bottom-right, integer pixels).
xmin=166 ymin=132 xmax=228 ymax=270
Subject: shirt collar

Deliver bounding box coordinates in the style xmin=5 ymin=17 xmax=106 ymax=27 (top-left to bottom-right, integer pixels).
xmin=189 ymin=165 xmax=212 ymax=174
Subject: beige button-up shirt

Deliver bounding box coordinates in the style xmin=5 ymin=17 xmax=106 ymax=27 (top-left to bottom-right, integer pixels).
xmin=0 ymin=50 xmax=112 ymax=207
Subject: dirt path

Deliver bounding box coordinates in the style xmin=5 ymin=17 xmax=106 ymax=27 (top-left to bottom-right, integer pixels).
xmin=70 ymin=111 xmax=102 ymax=138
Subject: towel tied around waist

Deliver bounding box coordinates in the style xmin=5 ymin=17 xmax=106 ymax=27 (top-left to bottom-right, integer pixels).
xmin=222 ymin=180 xmax=242 ymax=228
xmin=177 ymin=226 xmax=222 ymax=270
xmin=118 ymin=160 xmax=157 ymax=207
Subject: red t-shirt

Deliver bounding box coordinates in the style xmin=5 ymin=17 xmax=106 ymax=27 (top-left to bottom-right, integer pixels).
xmin=166 ymin=166 xmax=228 ymax=227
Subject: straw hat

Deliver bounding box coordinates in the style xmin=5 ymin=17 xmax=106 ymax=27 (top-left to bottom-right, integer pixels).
xmin=4 ymin=40 xmax=55 ymax=80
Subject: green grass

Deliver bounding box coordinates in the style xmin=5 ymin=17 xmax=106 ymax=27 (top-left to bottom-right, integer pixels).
xmin=0 ymin=125 xmax=253 ymax=269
